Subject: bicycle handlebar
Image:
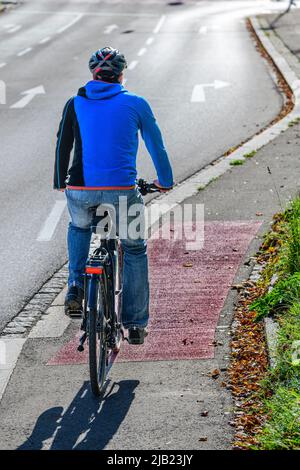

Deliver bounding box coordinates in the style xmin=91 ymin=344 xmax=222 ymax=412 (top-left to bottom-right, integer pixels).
xmin=136 ymin=179 xmax=162 ymax=196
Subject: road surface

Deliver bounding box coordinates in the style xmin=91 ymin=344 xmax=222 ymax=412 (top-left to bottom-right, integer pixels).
xmin=0 ymin=0 xmax=282 ymax=329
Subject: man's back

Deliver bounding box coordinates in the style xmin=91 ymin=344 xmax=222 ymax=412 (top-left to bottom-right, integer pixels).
xmin=54 ymin=80 xmax=173 ymax=190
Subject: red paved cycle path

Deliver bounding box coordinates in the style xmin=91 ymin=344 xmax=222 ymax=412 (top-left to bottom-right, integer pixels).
xmin=48 ymin=221 xmax=260 ymax=365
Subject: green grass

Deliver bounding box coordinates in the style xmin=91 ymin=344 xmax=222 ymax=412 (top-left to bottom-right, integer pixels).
xmin=249 ymin=197 xmax=300 ymax=449
xmin=230 ymin=159 xmax=244 ymax=166
xmin=288 ymin=117 xmax=300 ymax=128
xmin=244 ymin=150 xmax=257 ymax=159
xmin=250 ymin=273 xmax=300 ymax=321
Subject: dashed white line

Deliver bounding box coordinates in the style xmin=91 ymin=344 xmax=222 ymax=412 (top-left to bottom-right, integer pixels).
xmin=17 ymin=47 xmax=32 ymax=57
xmin=7 ymin=25 xmax=21 ymax=33
xmin=0 ymin=63 xmax=6 ymax=68
xmin=153 ymin=14 xmax=166 ymax=34
xmin=57 ymin=13 xmax=83 ymax=34
xmin=137 ymin=47 xmax=147 ymax=57
xmin=104 ymin=24 xmax=118 ymax=34
xmin=39 ymin=36 xmax=51 ymax=44
xmin=199 ymin=26 xmax=208 ymax=35
xmin=128 ymin=60 xmax=138 ymax=70
xmin=37 ymin=200 xmax=67 ymax=242
xmin=146 ymin=37 xmax=154 ymax=46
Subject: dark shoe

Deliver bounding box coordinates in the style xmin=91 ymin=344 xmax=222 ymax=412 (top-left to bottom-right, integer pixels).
xmin=128 ymin=327 xmax=148 ymax=345
xmin=64 ymin=285 xmax=84 ymax=316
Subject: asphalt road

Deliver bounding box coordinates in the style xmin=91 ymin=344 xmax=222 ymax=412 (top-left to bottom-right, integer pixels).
xmin=0 ymin=0 xmax=283 ymax=331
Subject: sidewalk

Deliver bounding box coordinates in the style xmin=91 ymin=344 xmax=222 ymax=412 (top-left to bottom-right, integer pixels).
xmin=0 ymin=10 xmax=300 ymax=450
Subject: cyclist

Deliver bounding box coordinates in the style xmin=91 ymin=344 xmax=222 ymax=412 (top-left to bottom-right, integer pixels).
xmin=54 ymin=47 xmax=174 ymax=344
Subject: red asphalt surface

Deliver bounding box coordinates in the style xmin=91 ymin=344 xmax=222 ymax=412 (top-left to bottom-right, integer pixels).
xmin=48 ymin=221 xmax=260 ymax=365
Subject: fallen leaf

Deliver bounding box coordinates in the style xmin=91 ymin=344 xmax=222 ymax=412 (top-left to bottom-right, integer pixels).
xmin=211 ymin=369 xmax=220 ymax=379
xmin=183 ymin=262 xmax=193 ymax=268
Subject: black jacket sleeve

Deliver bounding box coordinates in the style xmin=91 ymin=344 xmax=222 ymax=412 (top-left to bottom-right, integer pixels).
xmin=53 ymin=97 xmax=75 ymax=189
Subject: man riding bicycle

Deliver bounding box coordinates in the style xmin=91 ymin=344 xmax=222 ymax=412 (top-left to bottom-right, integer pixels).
xmin=53 ymin=47 xmax=174 ymax=345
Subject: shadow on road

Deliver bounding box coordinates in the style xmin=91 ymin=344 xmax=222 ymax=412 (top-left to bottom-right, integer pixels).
xmin=18 ymin=380 xmax=139 ymax=450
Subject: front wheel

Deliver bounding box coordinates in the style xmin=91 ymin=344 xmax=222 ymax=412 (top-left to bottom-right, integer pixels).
xmin=88 ymin=279 xmax=107 ymax=396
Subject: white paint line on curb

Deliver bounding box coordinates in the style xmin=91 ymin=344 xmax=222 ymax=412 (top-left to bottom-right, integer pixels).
xmin=146 ymin=37 xmax=154 ymax=46
xmin=37 ymin=200 xmax=67 ymax=242
xmin=128 ymin=60 xmax=138 ymax=70
xmin=17 ymin=47 xmax=32 ymax=57
xmin=153 ymin=14 xmax=166 ymax=34
xmin=137 ymin=47 xmax=147 ymax=57
xmin=57 ymin=13 xmax=83 ymax=34
xmin=0 ymin=338 xmax=26 ymax=401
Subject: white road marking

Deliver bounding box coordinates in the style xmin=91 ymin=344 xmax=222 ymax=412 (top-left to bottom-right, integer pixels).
xmin=39 ymin=36 xmax=51 ymax=44
xmin=0 ymin=338 xmax=26 ymax=401
xmin=137 ymin=47 xmax=147 ymax=57
xmin=0 ymin=80 xmax=6 ymax=104
xmin=14 ymin=10 xmax=158 ymax=18
xmin=153 ymin=14 xmax=166 ymax=34
xmin=0 ymin=63 xmax=6 ymax=68
xmin=17 ymin=47 xmax=32 ymax=57
xmin=104 ymin=24 xmax=118 ymax=34
xmin=199 ymin=26 xmax=208 ymax=35
xmin=191 ymin=80 xmax=230 ymax=102
xmin=7 ymin=25 xmax=21 ymax=33
xmin=10 ymin=85 xmax=45 ymax=109
xmin=37 ymin=200 xmax=67 ymax=242
xmin=128 ymin=60 xmax=138 ymax=70
xmin=3 ymin=24 xmax=15 ymax=29
xmin=146 ymin=37 xmax=154 ymax=45
xmin=57 ymin=13 xmax=83 ymax=34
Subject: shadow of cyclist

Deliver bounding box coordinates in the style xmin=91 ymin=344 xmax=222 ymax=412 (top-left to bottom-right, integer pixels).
xmin=18 ymin=379 xmax=139 ymax=450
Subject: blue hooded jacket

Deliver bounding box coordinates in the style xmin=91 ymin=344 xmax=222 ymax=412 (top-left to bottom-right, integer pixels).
xmin=54 ymin=80 xmax=174 ymax=189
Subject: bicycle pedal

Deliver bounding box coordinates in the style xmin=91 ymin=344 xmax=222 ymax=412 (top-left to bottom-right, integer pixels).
xmin=68 ymin=309 xmax=83 ymax=319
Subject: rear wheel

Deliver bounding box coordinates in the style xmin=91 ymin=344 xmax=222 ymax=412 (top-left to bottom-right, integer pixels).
xmin=88 ymin=278 xmax=108 ymax=396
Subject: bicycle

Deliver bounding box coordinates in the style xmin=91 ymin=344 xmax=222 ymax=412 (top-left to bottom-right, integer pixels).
xmin=76 ymin=179 xmax=160 ymax=396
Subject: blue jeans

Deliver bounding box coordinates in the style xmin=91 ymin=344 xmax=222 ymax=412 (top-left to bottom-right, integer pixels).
xmin=65 ymin=188 xmax=149 ymax=329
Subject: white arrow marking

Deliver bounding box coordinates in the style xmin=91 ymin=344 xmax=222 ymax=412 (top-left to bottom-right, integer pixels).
xmin=104 ymin=24 xmax=118 ymax=34
xmin=199 ymin=26 xmax=207 ymax=35
xmin=10 ymin=85 xmax=45 ymax=109
xmin=37 ymin=200 xmax=67 ymax=242
xmin=191 ymin=80 xmax=230 ymax=102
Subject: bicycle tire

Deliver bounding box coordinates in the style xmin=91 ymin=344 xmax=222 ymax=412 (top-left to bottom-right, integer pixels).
xmin=88 ymin=277 xmax=107 ymax=396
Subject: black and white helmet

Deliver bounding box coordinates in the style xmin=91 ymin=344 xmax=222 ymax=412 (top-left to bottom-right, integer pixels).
xmin=89 ymin=47 xmax=127 ymax=81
